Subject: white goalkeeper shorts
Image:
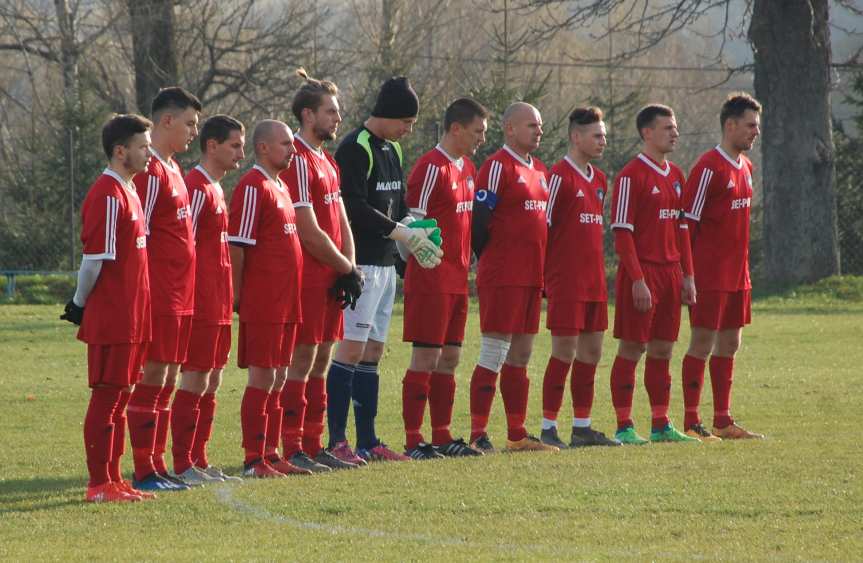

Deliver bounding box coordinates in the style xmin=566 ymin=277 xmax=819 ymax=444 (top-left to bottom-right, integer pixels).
xmin=342 ymin=264 xmax=397 ymax=343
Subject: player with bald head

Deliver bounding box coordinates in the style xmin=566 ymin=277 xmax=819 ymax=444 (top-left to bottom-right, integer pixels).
xmin=467 ymin=102 xmax=558 ymax=453
xmin=227 ymin=120 xmax=310 ymax=477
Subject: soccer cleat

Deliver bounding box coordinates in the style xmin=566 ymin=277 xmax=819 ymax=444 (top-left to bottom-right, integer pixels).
xmin=115 ymin=480 xmax=156 ymax=500
xmin=329 ymin=441 xmax=368 ymax=466
xmin=405 ymin=442 xmax=445 ymax=460
xmin=469 ymin=434 xmax=496 ymax=454
xmin=539 ymin=427 xmax=568 ymax=449
xmin=570 ymin=426 xmax=622 ymax=447
xmin=505 ymin=435 xmax=560 ymax=453
xmin=242 ymin=458 xmax=289 ymax=478
xmin=615 ymin=427 xmax=649 ymax=445
xmin=686 ymin=423 xmax=722 ymax=443
xmin=651 ymin=423 xmax=700 ymax=443
xmin=357 ymin=442 xmax=412 ymax=462
xmin=313 ymin=449 xmax=359 ymax=470
xmin=265 ymin=456 xmax=314 ymax=476
xmin=197 ymin=465 xmax=243 ymax=482
xmin=85 ymin=482 xmax=141 ymax=503
xmin=158 ymin=472 xmax=195 ymax=489
xmin=288 ymin=452 xmax=332 ymax=473
xmin=133 ymin=472 xmax=188 ymax=492
xmin=712 ymin=423 xmax=765 ymax=440
xmin=177 ymin=466 xmax=220 ymax=486
xmin=434 ymin=438 xmax=483 ymax=457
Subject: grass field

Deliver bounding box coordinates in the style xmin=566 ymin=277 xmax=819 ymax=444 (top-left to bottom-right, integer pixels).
xmin=1 ymin=288 xmax=862 ymax=561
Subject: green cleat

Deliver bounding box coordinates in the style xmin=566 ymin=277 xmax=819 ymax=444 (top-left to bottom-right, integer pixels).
xmin=650 ymin=423 xmax=700 ymax=443
xmin=615 ymin=426 xmax=649 ymax=445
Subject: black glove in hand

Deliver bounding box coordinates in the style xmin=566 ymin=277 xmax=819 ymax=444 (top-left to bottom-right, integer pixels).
xmin=330 ymin=267 xmax=364 ymax=310
xmin=60 ymin=299 xmax=84 ymax=326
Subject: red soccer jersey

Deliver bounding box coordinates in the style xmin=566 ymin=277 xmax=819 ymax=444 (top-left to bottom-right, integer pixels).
xmin=281 ymin=135 xmax=343 ymax=289
xmin=683 ymin=146 xmax=754 ymax=291
xmin=186 ymin=165 xmax=232 ymax=325
xmin=227 ymin=165 xmax=303 ymax=324
xmin=405 ymin=145 xmax=476 ymax=295
xmin=610 ymin=153 xmax=686 ymax=265
xmin=134 ymin=150 xmax=195 ymax=316
xmin=476 ymin=146 xmax=549 ymax=288
xmin=545 ymin=156 xmax=608 ymax=302
xmin=78 ymin=169 xmax=151 ymax=345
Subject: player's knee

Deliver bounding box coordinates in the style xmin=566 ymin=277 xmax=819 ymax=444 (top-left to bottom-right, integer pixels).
xmin=477 ymin=336 xmax=510 ymax=373
xmin=551 ymin=337 xmax=578 ymax=364
xmin=180 ymin=371 xmax=208 ymax=394
xmin=646 ymin=341 xmax=674 ymax=359
xmin=618 ymin=340 xmax=646 ymax=359
xmin=206 ymin=369 xmax=223 ymax=394
xmin=437 ymin=347 xmax=461 ymax=372
xmin=362 ymin=341 xmax=385 ymax=363
xmin=310 ymin=352 xmax=332 ymax=378
xmin=410 ymin=348 xmax=440 ymax=372
xmin=578 ymin=345 xmax=602 ymax=365
xmin=715 ymin=336 xmax=741 ymax=357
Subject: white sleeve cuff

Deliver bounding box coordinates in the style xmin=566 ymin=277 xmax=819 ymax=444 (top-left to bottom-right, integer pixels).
xmin=610 ymin=222 xmax=634 ymax=232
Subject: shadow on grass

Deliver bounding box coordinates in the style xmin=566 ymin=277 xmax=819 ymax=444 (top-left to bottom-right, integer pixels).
xmin=0 ymin=476 xmax=86 ymax=513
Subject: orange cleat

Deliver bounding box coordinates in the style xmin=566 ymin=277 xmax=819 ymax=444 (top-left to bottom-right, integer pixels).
xmin=685 ymin=423 xmax=722 ymax=443
xmin=266 ymin=456 xmax=314 ymax=476
xmin=85 ymin=482 xmax=141 ymax=503
xmin=115 ymin=480 xmax=156 ymax=500
xmin=713 ymin=423 xmax=764 ymax=440
xmin=505 ymin=435 xmax=560 ymax=453
xmin=242 ymin=459 xmax=288 ymax=478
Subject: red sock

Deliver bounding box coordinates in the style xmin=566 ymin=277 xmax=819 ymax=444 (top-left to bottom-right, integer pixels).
xmin=84 ymin=387 xmax=122 ymax=487
xmin=610 ymin=356 xmax=638 ymax=430
xmin=240 ymin=386 xmax=269 ymax=464
xmin=192 ymin=393 xmax=216 ymax=468
xmin=264 ymin=389 xmax=284 ymax=459
xmin=152 ymin=384 xmax=174 ymax=474
xmin=280 ymin=380 xmax=307 ymax=458
xmin=302 ymin=377 xmax=326 ymax=457
xmin=108 ymin=390 xmax=131 ymax=482
xmin=541 ymin=356 xmax=570 ymax=421
xmin=571 ymin=360 xmax=597 ymax=419
xmin=469 ymin=365 xmax=498 ymax=442
xmin=500 ymin=364 xmax=529 ymax=442
xmin=402 ymin=370 xmax=431 ymax=450
xmin=170 ymin=389 xmax=201 ymax=474
xmin=710 ymin=355 xmax=735 ymax=428
xmin=127 ymin=383 xmax=161 ymax=480
xmin=682 ymin=355 xmax=706 ymax=428
xmin=645 ymin=357 xmax=671 ymax=431
xmin=429 ymin=372 xmax=456 ymax=446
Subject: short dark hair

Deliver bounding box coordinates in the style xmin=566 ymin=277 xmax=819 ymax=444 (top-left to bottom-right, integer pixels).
xmin=199 ymin=114 xmax=245 ymax=152
xmin=151 ymin=86 xmax=202 ymax=119
xmin=291 ymin=68 xmax=339 ymax=124
xmin=443 ymin=97 xmax=489 ymax=131
xmin=568 ymin=106 xmax=603 ymax=135
xmin=101 ymin=113 xmax=152 ymax=159
xmin=636 ymin=104 xmax=674 ymax=138
xmin=720 ymin=92 xmax=762 ymax=128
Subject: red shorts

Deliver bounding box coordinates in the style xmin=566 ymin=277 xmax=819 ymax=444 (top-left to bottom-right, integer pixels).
xmin=182 ymin=323 xmax=232 ymax=372
xmin=238 ymin=322 xmax=297 ymax=369
xmin=87 ymin=342 xmax=148 ymax=388
xmin=147 ymin=315 xmax=193 ymax=364
xmin=478 ymin=286 xmax=542 ymax=335
xmin=614 ymin=263 xmax=682 ymax=343
xmin=547 ymin=299 xmax=608 ymax=336
xmin=403 ymin=293 xmax=468 ymax=346
xmin=689 ymin=289 xmax=752 ymax=330
xmin=295 ymin=287 xmax=344 ymax=345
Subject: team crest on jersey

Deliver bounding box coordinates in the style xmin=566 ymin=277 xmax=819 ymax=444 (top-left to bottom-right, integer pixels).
xmin=597 ymin=188 xmax=604 ymax=201
xmin=673 ymin=181 xmax=682 ymax=196
xmin=467 ymin=177 xmax=475 ymax=190
xmin=452 ymin=181 xmax=458 ymax=191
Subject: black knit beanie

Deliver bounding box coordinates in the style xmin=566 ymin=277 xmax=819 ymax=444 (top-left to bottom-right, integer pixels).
xmin=371 ymin=76 xmax=419 ymax=119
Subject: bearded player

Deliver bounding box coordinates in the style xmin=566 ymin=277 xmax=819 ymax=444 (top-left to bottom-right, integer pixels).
xmin=539 ymin=107 xmax=620 ymax=449
xmin=400 ymin=97 xmax=489 ymax=459
xmin=679 ymin=93 xmax=765 ymax=441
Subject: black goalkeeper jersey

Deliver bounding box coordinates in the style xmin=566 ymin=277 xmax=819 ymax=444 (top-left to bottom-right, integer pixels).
xmin=335 ymin=125 xmax=407 ymax=267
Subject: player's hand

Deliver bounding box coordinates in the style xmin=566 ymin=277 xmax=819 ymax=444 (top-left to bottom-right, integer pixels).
xmin=60 ymin=299 xmax=84 ymax=326
xmin=389 ymin=224 xmax=443 ymax=269
xmin=632 ymin=279 xmax=652 ymax=313
xmin=681 ymin=275 xmax=696 ymax=306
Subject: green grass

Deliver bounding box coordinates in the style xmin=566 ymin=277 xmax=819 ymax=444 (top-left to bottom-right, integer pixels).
xmin=1 ymin=293 xmax=862 ymax=561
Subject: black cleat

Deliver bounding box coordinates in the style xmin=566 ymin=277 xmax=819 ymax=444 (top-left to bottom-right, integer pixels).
xmin=469 ymin=433 xmax=496 ymax=454
xmin=540 ymin=427 xmax=568 ymax=449
xmin=570 ymin=426 xmax=622 ymax=447
xmin=314 ymin=449 xmax=359 ymax=470
xmin=434 ymin=438 xmax=483 ymax=457
xmin=405 ymin=442 xmax=445 ymax=460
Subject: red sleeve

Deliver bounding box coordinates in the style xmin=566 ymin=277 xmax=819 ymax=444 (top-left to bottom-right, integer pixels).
xmin=188 ymin=184 xmax=208 ymax=239
xmin=610 ymin=171 xmax=636 ymax=231
xmin=282 ymin=154 xmax=312 ymax=209
xmin=545 ymin=171 xmax=567 ymax=228
xmin=614 ymin=229 xmax=644 ymax=281
xmin=133 ymin=168 xmax=161 ymax=235
xmin=227 ymin=182 xmax=262 ymax=246
xmin=683 ymin=161 xmax=716 ymax=223
xmin=81 ymin=185 xmax=122 ymax=261
xmin=406 ymin=160 xmax=441 ymax=216
xmin=474 ymin=158 xmax=504 ymax=210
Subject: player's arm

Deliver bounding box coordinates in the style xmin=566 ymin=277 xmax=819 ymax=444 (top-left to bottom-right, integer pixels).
xmin=133 ymin=169 xmax=159 ymax=236
xmin=226 ymin=183 xmax=262 ymax=313
xmin=228 ymin=244 xmax=245 ymax=313
xmin=683 ymin=164 xmax=713 ymax=248
xmin=610 ymin=174 xmax=651 ymax=312
xmin=471 ymin=159 xmax=502 ymax=257
xmin=678 ymin=219 xmax=696 ymax=305
xmin=295 ymin=207 xmax=353 ymax=274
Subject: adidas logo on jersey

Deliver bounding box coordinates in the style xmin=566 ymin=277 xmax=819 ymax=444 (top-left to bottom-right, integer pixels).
xmin=727 ymin=179 xmax=736 ymax=189
xmin=651 ymin=186 xmax=661 ymax=195
xmin=576 ymin=189 xmax=585 ymax=198
xmin=171 ymin=187 xmax=179 ymax=197
xmin=517 ymin=176 xmax=527 ymax=184
xmin=452 ymin=182 xmax=458 ymax=190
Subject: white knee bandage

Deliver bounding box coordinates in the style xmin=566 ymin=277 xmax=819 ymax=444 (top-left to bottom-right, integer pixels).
xmin=477 ymin=336 xmax=510 ymax=373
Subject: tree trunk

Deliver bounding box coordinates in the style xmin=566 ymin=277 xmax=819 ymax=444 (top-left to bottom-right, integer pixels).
xmin=749 ymin=0 xmax=840 ymax=283
xmin=128 ymin=0 xmax=178 ymax=115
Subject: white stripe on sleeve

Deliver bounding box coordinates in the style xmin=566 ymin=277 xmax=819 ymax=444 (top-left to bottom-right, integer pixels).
xmin=546 ymin=174 xmax=562 ymax=226
xmin=190 ymin=189 xmax=206 ymax=237
xmin=487 ymin=160 xmax=503 ymax=193
xmin=144 ymin=175 xmax=158 ymax=234
xmin=417 ymin=164 xmax=439 ymax=212
xmin=689 ymin=167 xmax=713 ymax=221
xmin=235 ymin=185 xmax=258 ymax=244
xmin=610 ymin=176 xmax=633 ymax=230
xmin=296 ymin=156 xmax=311 ymax=204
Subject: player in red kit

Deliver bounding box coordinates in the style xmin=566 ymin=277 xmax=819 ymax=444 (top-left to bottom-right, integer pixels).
xmin=229 ymin=120 xmax=309 ymax=478
xmin=608 ymin=104 xmax=698 ymax=445
xmin=279 ymin=70 xmax=362 ymax=472
xmin=400 ymin=98 xmax=489 ymax=459
xmin=61 ymin=113 xmax=155 ymax=501
xmin=538 ymin=107 xmax=621 ymax=449
xmin=679 ymin=93 xmax=765 ymax=441
xmin=128 ymin=87 xmax=202 ymax=491
xmin=169 ymin=115 xmax=246 ymax=484
xmin=468 ymin=102 xmax=559 ymax=453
